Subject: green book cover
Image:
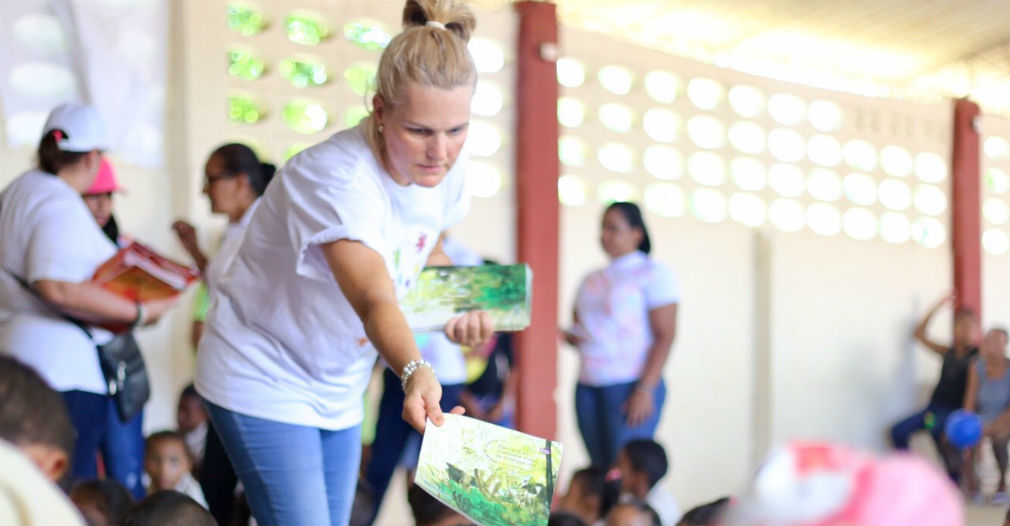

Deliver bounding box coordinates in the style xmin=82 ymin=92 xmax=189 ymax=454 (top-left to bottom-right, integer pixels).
xmin=401 ymin=264 xmax=532 ymax=332
xmin=416 ymin=414 xmax=563 ymax=526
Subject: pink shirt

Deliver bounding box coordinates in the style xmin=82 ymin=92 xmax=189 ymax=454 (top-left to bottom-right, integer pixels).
xmin=573 ymin=251 xmax=680 ymax=385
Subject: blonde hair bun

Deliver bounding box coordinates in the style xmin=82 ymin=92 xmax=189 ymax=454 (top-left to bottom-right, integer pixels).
xmin=402 ymin=0 xmax=476 ymax=43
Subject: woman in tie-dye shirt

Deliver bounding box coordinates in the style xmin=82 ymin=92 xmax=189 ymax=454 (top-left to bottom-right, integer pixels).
xmin=564 ymin=202 xmax=680 ymax=468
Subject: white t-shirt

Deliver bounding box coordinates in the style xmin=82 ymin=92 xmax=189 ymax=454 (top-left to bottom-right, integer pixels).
xmin=0 ymin=439 xmax=85 ymax=526
xmin=0 ymin=170 xmax=117 ymax=393
xmin=196 ymin=124 xmax=470 ymax=430
xmin=173 ymin=472 xmax=208 ymax=509
xmin=646 ymin=486 xmax=682 ymax=526
xmin=573 ymin=250 xmax=680 ymax=385
xmin=202 ymin=198 xmax=260 ymax=292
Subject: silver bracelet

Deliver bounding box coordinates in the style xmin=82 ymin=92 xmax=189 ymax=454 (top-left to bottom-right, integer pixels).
xmin=132 ymin=302 xmax=147 ymax=328
xmin=400 ymin=359 xmax=433 ymax=390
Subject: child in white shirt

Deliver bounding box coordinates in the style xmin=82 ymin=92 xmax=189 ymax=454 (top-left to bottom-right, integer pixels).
xmin=144 ymin=431 xmax=207 ymax=509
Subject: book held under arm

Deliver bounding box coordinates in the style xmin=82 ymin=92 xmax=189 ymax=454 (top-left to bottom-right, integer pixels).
xmin=415 ymin=414 xmax=563 ymax=526
xmin=91 ymin=241 xmax=200 ymax=301
xmin=400 ymin=264 xmax=532 ymax=332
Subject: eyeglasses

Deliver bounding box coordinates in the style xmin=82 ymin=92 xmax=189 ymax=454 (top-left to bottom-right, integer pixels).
xmin=203 ymin=172 xmax=237 ymax=186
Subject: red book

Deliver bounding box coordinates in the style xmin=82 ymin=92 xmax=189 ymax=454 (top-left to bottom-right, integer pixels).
xmin=91 ymin=241 xmax=200 ymax=302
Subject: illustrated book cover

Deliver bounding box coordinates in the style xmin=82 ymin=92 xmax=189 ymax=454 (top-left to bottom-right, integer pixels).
xmin=400 ymin=264 xmax=532 ymax=332
xmin=415 ymin=414 xmax=563 ymax=526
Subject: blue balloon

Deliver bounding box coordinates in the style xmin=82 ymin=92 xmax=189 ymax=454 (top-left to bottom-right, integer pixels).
xmin=945 ymin=409 xmax=982 ymax=449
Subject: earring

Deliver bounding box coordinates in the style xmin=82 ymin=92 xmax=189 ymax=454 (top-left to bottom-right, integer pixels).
xmin=378 ymin=124 xmax=385 ymax=133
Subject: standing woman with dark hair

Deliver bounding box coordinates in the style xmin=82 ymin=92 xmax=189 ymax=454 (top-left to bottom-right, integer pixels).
xmin=193 ymin=1 xmax=493 ymax=524
xmin=173 ymin=143 xmax=276 ymax=349
xmin=173 ymin=143 xmax=276 ymax=291
xmin=170 ymin=143 xmax=274 ymax=526
xmin=0 ymin=103 xmax=176 ymax=497
xmin=563 ymin=201 xmax=681 ymax=468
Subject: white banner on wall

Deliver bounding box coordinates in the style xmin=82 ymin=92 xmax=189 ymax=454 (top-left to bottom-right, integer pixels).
xmin=0 ymin=0 xmax=167 ymax=168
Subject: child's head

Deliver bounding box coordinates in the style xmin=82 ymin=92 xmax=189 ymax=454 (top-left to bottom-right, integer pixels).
xmin=176 ymin=384 xmax=207 ymax=434
xmin=0 ymin=356 xmax=75 ymax=481
xmin=557 ymin=466 xmax=617 ymax=524
xmin=144 ymin=431 xmax=191 ymax=492
xmin=677 ymin=497 xmax=731 ymax=526
xmin=70 ymin=479 xmax=135 ymax=526
xmin=605 ymin=501 xmax=661 ymax=526
xmin=408 ymin=483 xmax=470 ymax=526
xmin=616 ymin=440 xmax=668 ymax=497
xmin=120 ymin=490 xmax=216 ymax=526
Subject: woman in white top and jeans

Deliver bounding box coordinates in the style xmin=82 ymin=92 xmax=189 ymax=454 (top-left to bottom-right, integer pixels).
xmin=565 ymin=202 xmax=680 ymax=468
xmin=172 ymin=143 xmax=274 ymax=526
xmin=0 ymin=103 xmax=175 ymax=497
xmin=194 ymin=1 xmax=492 ymax=524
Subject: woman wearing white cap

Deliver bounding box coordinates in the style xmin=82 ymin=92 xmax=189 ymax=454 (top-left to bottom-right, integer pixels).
xmin=0 ymin=103 xmax=176 ymax=497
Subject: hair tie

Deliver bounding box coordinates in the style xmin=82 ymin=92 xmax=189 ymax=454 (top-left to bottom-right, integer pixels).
xmin=52 ymin=130 xmax=64 ymax=141
xmin=426 ymin=20 xmax=446 ymax=30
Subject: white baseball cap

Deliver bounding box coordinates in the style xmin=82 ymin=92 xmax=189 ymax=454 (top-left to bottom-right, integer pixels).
xmin=42 ymin=103 xmax=110 ymax=152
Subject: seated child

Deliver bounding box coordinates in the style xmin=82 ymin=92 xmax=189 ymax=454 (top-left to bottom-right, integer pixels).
xmin=605 ymin=500 xmax=661 ymax=526
xmin=70 ymin=479 xmax=135 ymax=526
xmin=556 ymin=466 xmax=618 ymax=525
xmin=677 ymin=497 xmax=730 ymax=526
xmin=407 ymin=483 xmax=472 ymax=526
xmin=616 ymin=440 xmax=681 ymax=525
xmin=144 ymin=431 xmax=207 ymax=508
xmin=0 ymin=355 xmax=74 ymax=482
xmin=963 ymin=328 xmax=1010 ymax=503
xmin=176 ymin=384 xmax=208 ymax=472
xmin=120 ymin=490 xmax=216 ymax=526
xmin=0 ymin=438 xmax=85 ymax=526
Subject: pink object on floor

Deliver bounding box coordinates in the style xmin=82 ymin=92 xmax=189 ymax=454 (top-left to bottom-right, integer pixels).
xmin=728 ymin=441 xmax=964 ymax=526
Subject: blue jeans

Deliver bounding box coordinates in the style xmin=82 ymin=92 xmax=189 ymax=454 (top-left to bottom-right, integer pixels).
xmin=61 ymin=390 xmax=146 ymax=498
xmin=365 ymin=369 xmax=463 ymax=524
xmin=206 ymin=402 xmax=361 ymax=526
xmin=576 ymin=380 xmax=666 ymax=468
xmin=891 ymin=406 xmax=960 ymax=481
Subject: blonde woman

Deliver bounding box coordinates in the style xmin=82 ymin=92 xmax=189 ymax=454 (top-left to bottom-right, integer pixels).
xmin=193 ymin=1 xmax=492 ymax=524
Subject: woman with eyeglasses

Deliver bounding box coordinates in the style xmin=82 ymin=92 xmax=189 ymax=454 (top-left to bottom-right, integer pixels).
xmin=173 ymin=143 xmax=275 ymax=290
xmin=171 ymin=143 xmax=274 ymax=526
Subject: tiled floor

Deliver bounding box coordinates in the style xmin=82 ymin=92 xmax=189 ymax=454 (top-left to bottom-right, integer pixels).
xmin=966 ymin=503 xmax=1005 ymax=525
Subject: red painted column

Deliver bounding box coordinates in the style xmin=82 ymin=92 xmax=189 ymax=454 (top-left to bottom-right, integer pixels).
xmin=951 ymin=98 xmax=982 ymax=322
xmin=513 ymin=1 xmax=559 ymax=438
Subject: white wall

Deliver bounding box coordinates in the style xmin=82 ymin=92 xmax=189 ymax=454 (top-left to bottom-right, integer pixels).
xmin=558 ymin=207 xmax=759 ymax=506
xmin=553 ymin=23 xmax=974 ymax=510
